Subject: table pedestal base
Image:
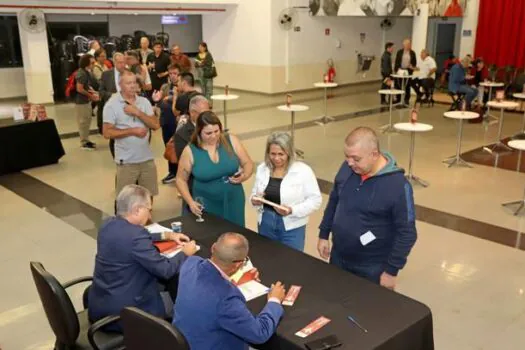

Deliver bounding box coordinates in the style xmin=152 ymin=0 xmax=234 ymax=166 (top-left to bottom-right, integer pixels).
xmin=315 ymin=115 xmax=335 ymax=126
xmin=406 ymin=174 xmax=429 ymax=187
xmin=502 ymin=200 xmax=525 ymax=216
xmin=486 ymin=141 xmax=512 ymax=153
xmin=380 ymin=124 xmax=399 ymax=134
xmin=443 ymin=156 xmax=472 ymax=168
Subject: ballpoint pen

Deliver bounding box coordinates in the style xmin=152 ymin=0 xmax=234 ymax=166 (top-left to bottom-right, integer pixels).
xmin=347 ymin=315 xmax=368 ymax=333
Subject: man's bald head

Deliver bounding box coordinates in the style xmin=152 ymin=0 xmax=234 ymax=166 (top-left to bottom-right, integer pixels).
xmin=345 ymin=127 xmax=380 ymax=153
xmin=344 ymin=127 xmax=382 ymax=175
xmin=212 ymin=232 xmax=249 ymax=265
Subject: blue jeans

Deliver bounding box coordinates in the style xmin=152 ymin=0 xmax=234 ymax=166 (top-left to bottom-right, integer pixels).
xmin=457 ymin=85 xmax=479 ymax=107
xmin=329 ymin=249 xmax=384 ymax=284
xmin=258 ymin=209 xmax=305 ymax=251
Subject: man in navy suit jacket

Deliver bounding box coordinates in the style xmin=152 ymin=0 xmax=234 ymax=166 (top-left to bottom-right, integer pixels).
xmin=173 ymin=232 xmax=286 ymax=350
xmin=88 ymin=184 xmax=198 ymax=330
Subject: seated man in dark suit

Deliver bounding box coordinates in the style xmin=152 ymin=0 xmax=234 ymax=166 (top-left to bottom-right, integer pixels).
xmin=173 ymin=232 xmax=286 ymax=350
xmin=88 ymin=184 xmax=198 ymax=331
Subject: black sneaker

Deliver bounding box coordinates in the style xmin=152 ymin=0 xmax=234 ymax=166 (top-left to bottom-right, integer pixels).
xmin=162 ymin=173 xmax=176 ymax=184
xmin=81 ymin=142 xmax=96 ymax=151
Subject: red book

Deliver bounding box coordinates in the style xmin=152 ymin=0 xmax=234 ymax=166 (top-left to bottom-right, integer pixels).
xmin=154 ymin=241 xmax=182 ymax=256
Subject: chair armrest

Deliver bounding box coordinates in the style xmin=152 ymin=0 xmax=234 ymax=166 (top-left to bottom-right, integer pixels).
xmin=88 ymin=315 xmax=122 ymax=350
xmin=62 ymin=276 xmax=93 ymax=289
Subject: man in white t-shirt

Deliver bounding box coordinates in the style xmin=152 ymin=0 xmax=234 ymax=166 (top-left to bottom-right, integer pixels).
xmin=413 ymin=49 xmax=437 ymax=103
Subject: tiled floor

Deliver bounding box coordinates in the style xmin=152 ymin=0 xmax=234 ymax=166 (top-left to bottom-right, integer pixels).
xmin=1 ymin=85 xmax=525 ymax=349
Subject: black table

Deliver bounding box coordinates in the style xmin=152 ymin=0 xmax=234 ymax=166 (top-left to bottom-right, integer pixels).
xmin=161 ymin=215 xmax=434 ymax=350
xmin=0 ymin=119 xmax=65 ymax=175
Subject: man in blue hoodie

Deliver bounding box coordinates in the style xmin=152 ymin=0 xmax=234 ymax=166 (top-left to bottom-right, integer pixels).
xmin=317 ymin=127 xmax=417 ymax=290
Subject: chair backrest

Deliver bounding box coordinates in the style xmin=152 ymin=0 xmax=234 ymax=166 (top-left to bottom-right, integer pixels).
xmin=121 ymin=307 xmax=189 ymax=350
xmin=30 ymin=262 xmax=80 ymax=346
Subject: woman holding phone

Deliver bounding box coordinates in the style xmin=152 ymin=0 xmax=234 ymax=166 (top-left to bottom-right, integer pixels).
xmin=251 ymin=132 xmax=322 ymax=251
xmin=176 ymin=111 xmax=253 ymax=227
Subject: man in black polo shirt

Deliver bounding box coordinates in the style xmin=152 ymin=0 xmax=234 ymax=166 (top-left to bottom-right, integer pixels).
xmin=146 ymin=41 xmax=171 ymax=92
xmin=174 ymin=72 xmax=200 ymax=118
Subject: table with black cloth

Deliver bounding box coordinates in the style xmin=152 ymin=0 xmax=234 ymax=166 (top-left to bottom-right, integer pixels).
xmin=0 ymin=119 xmax=65 ymax=175
xmin=160 ymin=214 xmax=434 ymax=350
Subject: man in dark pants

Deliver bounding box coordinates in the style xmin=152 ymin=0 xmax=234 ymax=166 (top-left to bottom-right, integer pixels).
xmin=380 ymin=42 xmax=395 ymax=105
xmin=146 ymin=41 xmax=171 ymax=93
xmin=317 ymin=127 xmax=417 ymax=290
xmin=99 ymin=52 xmax=127 ymax=158
xmin=153 ymin=64 xmax=181 ymax=184
xmin=174 ymin=95 xmax=210 ymax=215
xmin=394 ymin=39 xmax=417 ymax=105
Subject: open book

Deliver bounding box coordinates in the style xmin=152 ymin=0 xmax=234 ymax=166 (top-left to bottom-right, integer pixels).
xmin=231 ymin=259 xmax=269 ymax=301
xmin=146 ymin=223 xmax=200 ymax=258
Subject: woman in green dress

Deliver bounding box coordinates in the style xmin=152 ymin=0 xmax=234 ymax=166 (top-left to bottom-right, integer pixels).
xmin=175 ymin=111 xmax=253 ymax=227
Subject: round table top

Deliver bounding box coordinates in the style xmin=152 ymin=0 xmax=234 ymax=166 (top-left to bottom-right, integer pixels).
xmin=508 ymin=140 xmax=525 ymax=151
xmin=394 ymin=122 xmax=434 ymax=132
xmin=487 ymin=100 xmax=520 ymax=109
xmin=513 ymin=93 xmax=525 ymax=100
xmin=277 ymin=104 xmax=309 ymax=112
xmin=480 ymin=81 xmax=504 ymax=87
xmin=378 ymin=89 xmax=405 ymax=95
xmin=443 ymin=111 xmax=480 ymax=120
xmin=211 ymin=94 xmax=239 ymax=101
xmin=314 ymin=82 xmax=338 ymax=88
xmin=391 ymin=74 xmax=414 ymax=79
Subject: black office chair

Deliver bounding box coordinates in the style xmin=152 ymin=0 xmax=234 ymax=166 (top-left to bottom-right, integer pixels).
xmin=448 ymin=91 xmax=465 ymax=111
xmin=121 ymin=307 xmax=190 ymax=350
xmin=29 ymin=262 xmax=124 ymax=350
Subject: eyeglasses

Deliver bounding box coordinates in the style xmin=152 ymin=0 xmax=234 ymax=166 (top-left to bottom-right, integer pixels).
xmin=232 ymin=256 xmax=250 ymax=266
xmin=142 ymin=206 xmax=153 ymax=213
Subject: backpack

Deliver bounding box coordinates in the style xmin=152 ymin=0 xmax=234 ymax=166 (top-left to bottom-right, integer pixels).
xmin=65 ymin=69 xmax=78 ymax=99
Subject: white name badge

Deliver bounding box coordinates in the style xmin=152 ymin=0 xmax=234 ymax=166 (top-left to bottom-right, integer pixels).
xmin=360 ymin=231 xmax=376 ymax=246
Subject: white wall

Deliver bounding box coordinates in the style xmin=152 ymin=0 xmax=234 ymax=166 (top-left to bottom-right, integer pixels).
xmin=0 ymin=68 xmax=26 ymax=98
xmin=202 ymin=3 xmax=271 ymax=66
xmin=282 ymin=13 xmax=413 ymax=65
xmin=459 ymin=0 xmax=479 ymax=58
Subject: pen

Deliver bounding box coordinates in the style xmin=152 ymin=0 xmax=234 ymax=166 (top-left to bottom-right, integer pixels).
xmin=347 ymin=315 xmax=368 ymax=333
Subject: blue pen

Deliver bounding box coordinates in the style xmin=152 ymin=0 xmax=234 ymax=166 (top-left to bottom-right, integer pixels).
xmin=347 ymin=315 xmax=368 ymax=333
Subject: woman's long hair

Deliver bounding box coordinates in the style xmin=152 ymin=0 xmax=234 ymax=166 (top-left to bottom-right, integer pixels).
xmin=190 ymin=111 xmax=233 ymax=156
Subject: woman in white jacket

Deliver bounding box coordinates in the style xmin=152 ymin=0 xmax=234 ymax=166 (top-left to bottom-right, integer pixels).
xmin=250 ymin=132 xmax=322 ymax=251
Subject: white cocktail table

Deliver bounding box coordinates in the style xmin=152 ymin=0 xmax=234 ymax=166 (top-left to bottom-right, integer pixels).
xmin=314 ymin=82 xmax=338 ymax=125
xmin=378 ymin=89 xmax=405 ymax=133
xmin=277 ymin=104 xmax=309 ymax=158
xmin=394 ymin=122 xmax=434 ymax=187
xmin=211 ymin=94 xmax=239 ymax=131
xmin=443 ymin=111 xmax=480 ymax=167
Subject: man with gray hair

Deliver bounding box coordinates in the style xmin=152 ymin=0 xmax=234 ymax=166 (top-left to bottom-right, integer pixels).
xmin=88 ymin=184 xmax=198 ymax=331
xmin=318 ymin=127 xmax=417 ymax=290
xmin=173 ymin=232 xmax=286 ymax=349
xmin=103 ymin=70 xmax=160 ymax=200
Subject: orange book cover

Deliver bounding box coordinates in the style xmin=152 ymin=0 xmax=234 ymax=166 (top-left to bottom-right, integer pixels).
xmin=154 ymin=241 xmax=181 ymax=254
